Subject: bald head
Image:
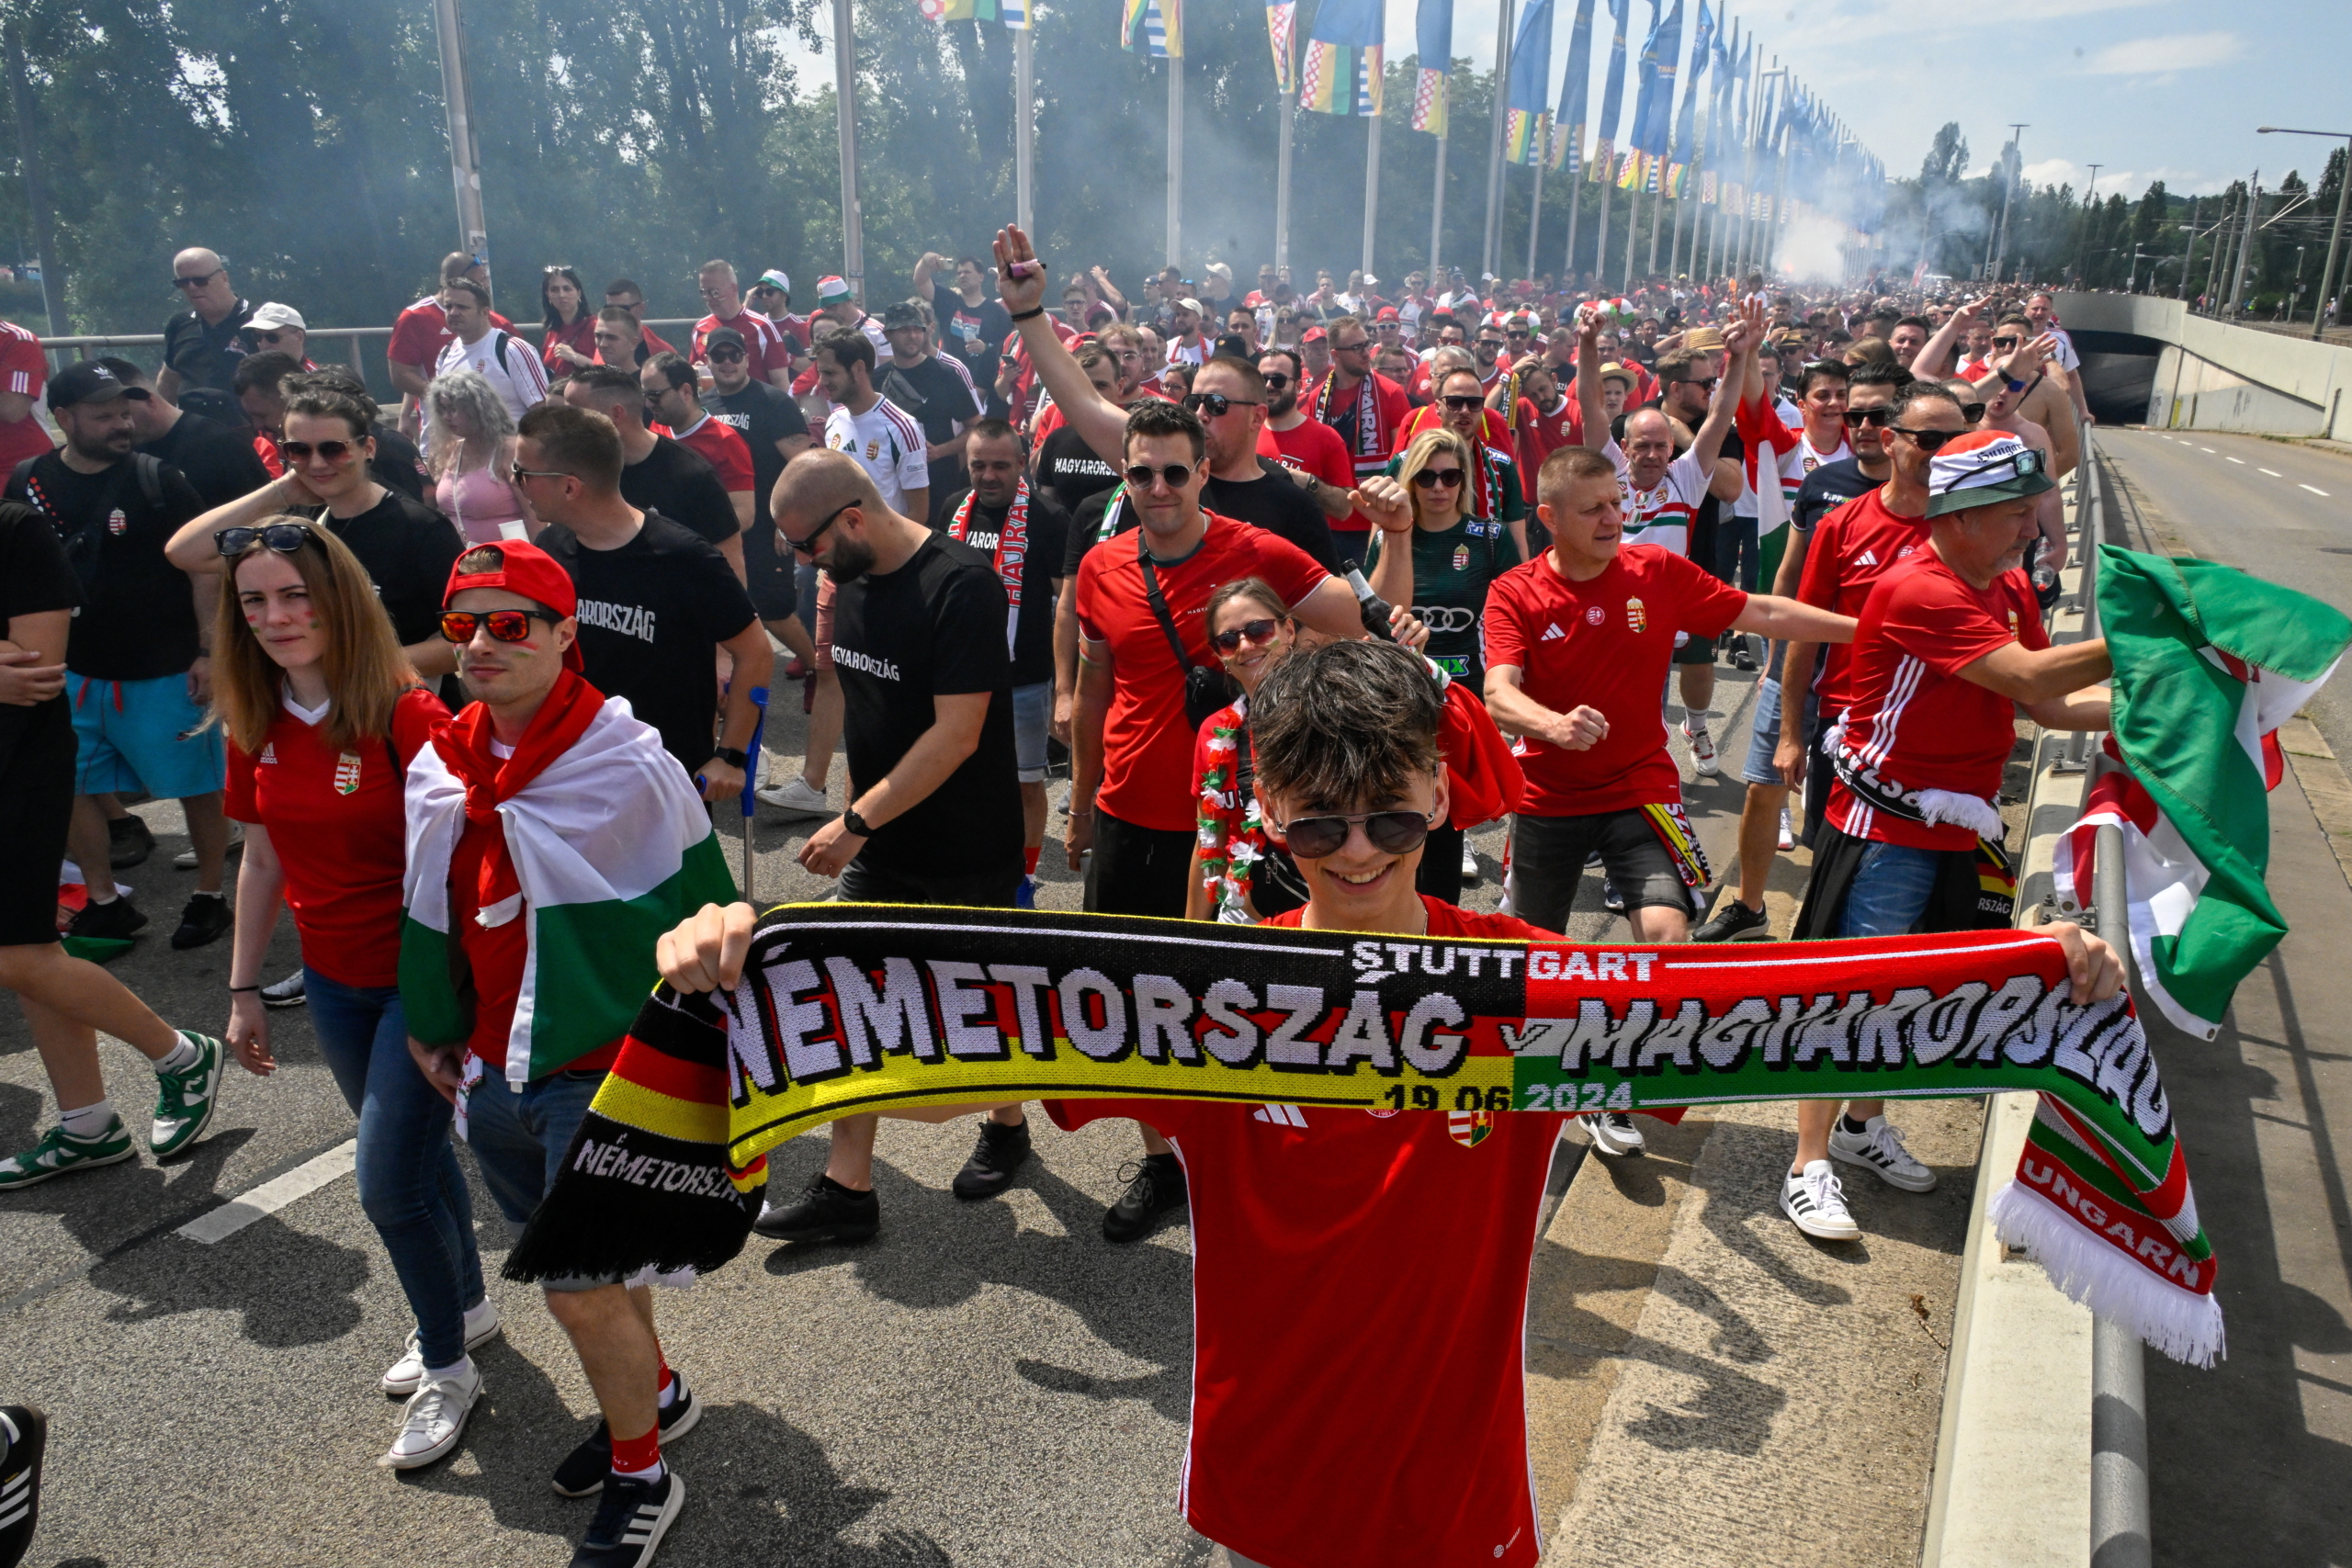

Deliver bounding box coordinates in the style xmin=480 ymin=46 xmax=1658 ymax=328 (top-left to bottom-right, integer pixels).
xmin=773 ymin=448 xmax=885 ymax=533
xmin=173 ymin=247 xmax=223 ymax=275
xmin=1623 ymin=408 xmax=1674 ymax=445
xmin=171 ymin=247 xmax=237 ymax=320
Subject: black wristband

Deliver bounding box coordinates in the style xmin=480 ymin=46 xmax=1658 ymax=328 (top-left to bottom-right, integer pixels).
xmin=1009 ymin=306 xmax=1047 ymax=322
xmin=714 ymin=746 xmax=749 ymax=770
xmin=842 ymin=807 xmax=874 ymax=837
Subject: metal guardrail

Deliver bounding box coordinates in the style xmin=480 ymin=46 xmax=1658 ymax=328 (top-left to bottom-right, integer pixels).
xmin=32 ymin=318 xmax=707 ymax=382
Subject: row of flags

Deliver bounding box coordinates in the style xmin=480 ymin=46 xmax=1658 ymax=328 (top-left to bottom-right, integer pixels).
xmin=915 ymin=0 xmax=1883 ymax=237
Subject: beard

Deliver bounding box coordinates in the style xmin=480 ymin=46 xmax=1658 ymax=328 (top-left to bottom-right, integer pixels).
xmin=824 ymin=536 xmax=879 ymax=582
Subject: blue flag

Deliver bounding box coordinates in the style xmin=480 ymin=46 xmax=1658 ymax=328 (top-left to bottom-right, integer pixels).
xmin=1505 ymin=0 xmax=1555 ymax=164
xmin=1634 ymin=0 xmax=1681 ymax=157
xmin=1553 ymin=0 xmax=1596 ymax=171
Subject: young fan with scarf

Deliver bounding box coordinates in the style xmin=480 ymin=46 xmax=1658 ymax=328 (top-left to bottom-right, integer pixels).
xmin=209 ymin=517 xmax=490 ymax=1472
xmin=400 ymin=539 xmax=735 ymax=1568
xmin=1784 ymin=428 xmax=2111 ymax=1242
xmin=636 ymin=639 xmax=2132 ymax=1568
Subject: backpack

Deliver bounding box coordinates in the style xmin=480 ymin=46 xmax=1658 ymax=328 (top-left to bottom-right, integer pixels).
xmin=9 ymin=452 xmax=168 ymax=598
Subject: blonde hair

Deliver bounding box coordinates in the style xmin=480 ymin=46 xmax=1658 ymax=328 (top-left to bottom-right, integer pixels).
xmin=211 ymin=518 xmax=419 ymax=755
xmin=1397 ymin=426 xmax=1476 ymax=525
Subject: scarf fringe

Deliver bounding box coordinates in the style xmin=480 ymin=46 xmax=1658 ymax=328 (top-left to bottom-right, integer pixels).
xmin=1988 ymin=1179 xmax=2225 ymax=1368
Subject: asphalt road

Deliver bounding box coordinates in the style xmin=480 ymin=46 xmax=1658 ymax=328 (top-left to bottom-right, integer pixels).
xmin=1 ymin=644 xmax=1768 ymax=1566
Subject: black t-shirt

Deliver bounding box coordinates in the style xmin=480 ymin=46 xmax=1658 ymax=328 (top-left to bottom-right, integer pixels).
xmin=830 ymin=533 xmax=1022 ymax=881
xmin=370 ymin=423 xmax=430 ymax=503
xmin=1689 ymin=427 xmax=1741 ymax=579
xmin=536 ymin=511 xmax=758 ymax=773
xmin=0 ymin=499 xmax=83 ymax=766
xmin=931 ymin=284 xmax=1012 ymax=403
xmin=13 ymin=453 xmax=205 ymax=680
xmin=137 ymin=411 xmax=271 ymax=510
xmin=702 ymin=381 xmax=809 ymax=530
xmin=1794 ymin=457 xmax=1877 ymax=535
xmin=294 ymin=489 xmax=463 ymax=649
xmin=162 ymin=300 xmax=255 ymax=395
xmin=1035 ymin=424 xmax=1119 ymax=515
xmin=873 ymin=354 xmax=981 ymax=503
xmin=620 ymin=436 xmax=738 ymax=548
xmin=1204 ymin=459 xmax=1340 ymax=573
xmin=933 ymin=484 xmax=1071 ymax=688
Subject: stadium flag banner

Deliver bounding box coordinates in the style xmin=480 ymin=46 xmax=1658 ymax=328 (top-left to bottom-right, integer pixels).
xmin=1410 ymin=0 xmax=1451 ymax=135
xmin=1590 ymin=137 xmax=1614 ymax=182
xmin=1268 ymin=2 xmax=1298 ymax=92
xmin=918 ymin=0 xmax=988 ymax=17
xmin=1123 ymin=0 xmax=1182 ymax=58
xmin=506 ymin=903 xmax=2224 ymax=1367
xmin=1300 ymin=0 xmax=1384 ymax=114
xmin=1550 ymin=0 xmax=1595 ymax=171
xmin=1618 ymin=149 xmax=1643 ymax=188
xmin=1001 ymin=0 xmax=1028 ymax=29
xmin=1504 ymin=0 xmax=1555 ymax=166
xmin=1591 ymin=0 xmax=1629 ymax=184
xmin=2055 ymin=547 xmax=2351 ymax=1040
xmin=1506 ymin=110 xmax=1541 ymax=164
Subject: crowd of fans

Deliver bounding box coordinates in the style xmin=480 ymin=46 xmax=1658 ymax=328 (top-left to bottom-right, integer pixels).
xmin=0 ymin=231 xmax=2119 ymax=1568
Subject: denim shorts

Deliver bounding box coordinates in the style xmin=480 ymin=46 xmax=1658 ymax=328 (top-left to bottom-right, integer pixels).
xmin=1741 ymin=676 xmax=1821 ymax=787
xmin=458 ymin=1061 xmax=623 ymax=1292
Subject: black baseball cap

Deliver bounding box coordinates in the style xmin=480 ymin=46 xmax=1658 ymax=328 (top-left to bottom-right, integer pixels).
xmin=703 ymin=326 xmax=748 ymax=355
xmin=48 ymin=361 xmax=143 ymax=411
xmin=880 ymin=301 xmax=926 ymax=332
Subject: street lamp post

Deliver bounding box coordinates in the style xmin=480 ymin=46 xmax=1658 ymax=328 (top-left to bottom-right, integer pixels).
xmin=2258 ymin=125 xmax=2352 ymax=340
xmin=2075 ymin=163 xmax=2102 ymax=288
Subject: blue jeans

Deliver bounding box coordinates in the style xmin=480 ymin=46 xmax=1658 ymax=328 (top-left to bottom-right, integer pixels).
xmin=1838 ymin=842 xmax=1942 ymax=938
xmin=458 ymin=1065 xmax=617 ymax=1292
xmin=304 ymin=967 xmax=485 ymax=1369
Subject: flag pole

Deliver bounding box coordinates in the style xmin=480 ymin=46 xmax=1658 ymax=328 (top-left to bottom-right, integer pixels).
xmin=1277 ymin=77 xmax=1295 ymax=276
xmin=1526 ymin=139 xmax=1544 ymax=278
xmin=1563 ymin=154 xmax=1583 ymax=288
xmin=429 ymin=0 xmax=489 ymax=271
xmin=1362 ymin=109 xmax=1384 ymax=277
xmin=1594 ymin=158 xmax=1613 ymax=294
xmin=1623 ymin=163 xmax=1642 ymax=290
xmin=1167 ymin=55 xmax=1184 ymax=267
xmin=1646 ymin=140 xmax=1668 ymax=274
xmin=1430 ymin=131 xmax=1448 ymax=275
xmin=1014 ymin=25 xmax=1035 ymax=237
xmin=831 ymin=0 xmax=863 ymax=293
xmin=1481 ymin=0 xmax=1515 ymax=280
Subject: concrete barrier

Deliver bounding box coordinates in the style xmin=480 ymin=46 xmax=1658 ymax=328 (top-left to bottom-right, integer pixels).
xmin=2056 ymin=292 xmax=2352 ymax=440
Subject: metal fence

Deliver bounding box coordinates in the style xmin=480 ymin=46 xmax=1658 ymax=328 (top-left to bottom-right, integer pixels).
xmin=32 ymin=318 xmax=707 ymax=393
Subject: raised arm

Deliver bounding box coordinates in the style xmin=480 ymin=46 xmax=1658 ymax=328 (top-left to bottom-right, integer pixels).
xmin=1690 ymin=297 xmax=1765 ymax=475
xmin=1575 ymin=304 xmax=1610 ymax=454
xmin=994 ymin=225 xmax=1128 ymax=468
xmin=1911 ymin=296 xmax=1984 ymax=379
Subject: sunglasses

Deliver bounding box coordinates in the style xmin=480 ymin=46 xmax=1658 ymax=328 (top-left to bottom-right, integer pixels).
xmin=1410 ymin=467 xmax=1465 ymax=490
xmin=1675 ymin=377 xmax=1721 ymax=394
xmin=1957 ymin=401 xmax=1987 ymax=423
xmin=786 ymin=501 xmax=855 ymax=558
xmin=1441 ymin=395 xmax=1484 ymax=412
xmin=1891 ymin=425 xmax=1962 ymax=452
xmin=1841 ymin=407 xmax=1895 ymax=428
xmin=1123 ymin=462 xmax=1194 ymax=491
xmin=1209 ymin=617 xmax=1283 ymax=655
xmin=1276 ymin=807 xmax=1437 ymax=860
xmin=1331 ymin=340 xmax=1370 ymax=354
xmin=508 ymin=462 xmax=571 ymax=483
xmin=1507 ymin=330 xmax=1531 ymax=340
xmin=1181 ymin=392 xmax=1260 ymax=419
xmin=1991 ymin=336 xmax=2019 ymax=348
xmin=437 ymin=608 xmax=559 ymax=644
xmin=707 ymin=348 xmax=746 ymax=363
xmin=1261 ymin=373 xmax=1293 ymax=389
xmin=279 ymin=438 xmax=359 ymax=463
xmin=171 ymin=270 xmax=223 ymax=290
xmin=215 ymin=523 xmax=317 ymax=557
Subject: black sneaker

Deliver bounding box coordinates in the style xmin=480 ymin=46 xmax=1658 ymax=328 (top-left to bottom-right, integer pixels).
xmin=1102 ymin=1154 xmax=1187 ymax=1244
xmin=171 ymin=892 xmax=232 ymax=950
xmin=570 ymin=1470 xmax=684 ymax=1567
xmin=551 ymin=1375 xmax=702 ymax=1499
xmin=951 ymin=1118 xmax=1033 ymax=1201
xmin=107 ymin=815 xmax=155 ymax=870
xmin=260 ymin=969 xmax=307 ymax=1009
xmin=68 ymin=895 xmax=148 ymax=942
xmin=752 ymin=1173 xmax=879 ymax=1245
xmin=1601 ymin=878 xmax=1626 ymax=915
xmin=1691 ymin=897 xmax=1772 ymax=942
xmin=0 ymin=1404 xmax=45 ymax=1567
xmin=1730 ymin=639 xmax=1758 ymax=671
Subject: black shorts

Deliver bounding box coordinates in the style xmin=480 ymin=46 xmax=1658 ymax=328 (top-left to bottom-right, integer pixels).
xmin=1671 ymin=633 xmax=1717 ymax=666
xmin=1506 ymin=808 xmax=1694 ymax=933
xmin=743 ymin=521 xmax=799 ymax=624
xmin=0 ymin=703 xmax=76 ymax=946
xmin=1083 ymin=807 xmax=1193 ymax=919
xmin=1802 ymin=708 xmax=1835 ymax=849
xmin=840 ymin=856 xmax=1019 ymax=909
xmin=1416 ymin=819 xmax=1464 ymax=906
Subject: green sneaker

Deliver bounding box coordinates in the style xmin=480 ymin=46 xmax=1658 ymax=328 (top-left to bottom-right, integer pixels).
xmin=0 ymin=1121 xmax=135 ymax=1190
xmin=150 ymin=1032 xmax=224 ymax=1159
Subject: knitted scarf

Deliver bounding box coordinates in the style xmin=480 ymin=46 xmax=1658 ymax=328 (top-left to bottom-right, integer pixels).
xmin=506 ymin=903 xmax=2222 ymax=1367
xmin=945 ymin=480 xmax=1030 ymax=657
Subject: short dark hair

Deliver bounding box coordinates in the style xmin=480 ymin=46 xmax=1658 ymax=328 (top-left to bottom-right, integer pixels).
xmin=1653 ymin=348 xmax=1701 ymax=383
xmin=1257 ymin=346 xmax=1303 ymax=381
xmin=1846 ymin=362 xmax=1912 ymax=397
xmin=642 ymin=351 xmax=697 ymax=395
xmin=1251 ymin=640 xmax=1442 ymax=809
xmin=605 ymin=278 xmax=644 ymax=300
xmin=964 ymin=416 xmax=1022 ymax=451
xmin=1896 ymin=382 xmax=1964 ymax=421
xmin=1536 ymin=444 xmax=1617 ymax=504
xmin=1894 ymin=314 xmax=1931 ymax=333
xmin=1123 ymin=397 xmax=1205 ymax=463
xmin=232 ymin=351 xmax=301 ymax=397
xmin=1199 ymin=355 xmax=1267 ymax=400
xmin=440 ymin=277 xmax=490 ymax=309
xmin=282 ymin=377 xmax=379 ymax=438
xmin=815 ymin=328 xmax=875 ymax=376
xmin=518 ymin=402 xmax=625 ymax=491
xmin=1996 ymin=312 xmax=2033 ymax=331
xmin=1800 ymin=358 xmax=1852 ymax=395
xmin=596 ymin=304 xmax=639 ymax=330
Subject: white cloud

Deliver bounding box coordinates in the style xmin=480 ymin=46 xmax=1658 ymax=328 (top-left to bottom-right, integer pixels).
xmin=2084 ymin=32 xmax=2245 ymax=74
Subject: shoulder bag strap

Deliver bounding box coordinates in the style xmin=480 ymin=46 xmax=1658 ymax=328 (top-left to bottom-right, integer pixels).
xmin=1136 ymin=530 xmax=1198 ymax=678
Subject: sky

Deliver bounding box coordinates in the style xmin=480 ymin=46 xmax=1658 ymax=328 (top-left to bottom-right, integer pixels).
xmin=796 ymin=0 xmax=2352 ymax=202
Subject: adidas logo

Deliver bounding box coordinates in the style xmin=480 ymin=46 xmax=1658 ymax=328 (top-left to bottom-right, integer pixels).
xmin=1540 ymin=622 xmax=1566 ymax=641
xmin=1251 ymin=1103 xmax=1307 ymax=1128
xmin=1856 ymin=549 xmax=1879 ymax=566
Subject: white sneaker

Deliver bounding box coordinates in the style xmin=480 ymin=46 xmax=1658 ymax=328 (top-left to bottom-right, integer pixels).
xmin=378 ymin=1360 xmax=482 ymax=1470
xmin=381 ymin=1298 xmax=503 ymax=1396
xmin=756 ymin=776 xmax=831 ymax=818
xmin=1828 ymin=1114 xmax=1939 ymax=1192
xmin=1586 ymin=1111 xmax=1645 ymax=1156
xmin=1680 ymin=719 xmax=1718 ymax=775
xmin=1461 ymin=840 xmax=1481 ymax=886
xmin=1777 ymin=807 xmax=1795 ymax=852
xmin=174 ymin=822 xmax=243 ymax=870
xmin=1781 ymin=1159 xmax=1860 ymax=1240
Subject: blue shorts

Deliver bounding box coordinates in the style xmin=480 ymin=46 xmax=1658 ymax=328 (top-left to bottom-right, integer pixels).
xmin=70 ymin=672 xmax=226 ymax=799
xmin=1012 ymin=680 xmax=1050 ymax=784
xmin=1741 ymin=676 xmax=1820 ymax=787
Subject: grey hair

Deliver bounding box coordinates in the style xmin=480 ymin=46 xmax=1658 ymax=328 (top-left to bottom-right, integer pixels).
xmin=424 ymin=369 xmax=518 ymax=471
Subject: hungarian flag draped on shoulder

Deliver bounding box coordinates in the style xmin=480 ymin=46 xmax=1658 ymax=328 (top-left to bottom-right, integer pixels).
xmin=401 ymin=682 xmax=738 ymax=1089
xmin=2056 ymin=546 xmax=2351 ymax=1041
xmin=509 ymin=903 xmax=2223 ymax=1366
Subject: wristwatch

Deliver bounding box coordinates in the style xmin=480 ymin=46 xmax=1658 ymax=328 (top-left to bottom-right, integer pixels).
xmin=842 ymin=807 xmax=875 ymax=838
xmin=714 ymin=746 xmax=749 ymax=770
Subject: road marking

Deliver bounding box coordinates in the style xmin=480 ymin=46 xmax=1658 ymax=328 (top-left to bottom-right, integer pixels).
xmin=175 ymin=1140 xmax=356 ymax=1244
xmin=2305 ymin=484 xmax=2333 ymax=497
xmin=2202 ymin=446 xmax=2218 ymax=453
xmin=2260 ymin=468 xmax=2283 ymax=477
xmin=2226 ymin=457 xmax=2246 ymax=465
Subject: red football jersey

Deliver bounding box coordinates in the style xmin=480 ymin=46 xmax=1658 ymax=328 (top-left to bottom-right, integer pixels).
xmin=665 ymin=412 xmax=755 ymax=493
xmin=693 ymin=309 xmax=793 ymax=378
xmin=1516 ymin=394 xmax=1581 ymax=481
xmin=1483 ymin=545 xmax=1747 ymax=816
xmin=1828 ymin=551 xmax=2048 ymax=851
xmin=1046 ymin=895 xmax=1564 ymax=1568
xmin=387 ymin=297 xmax=514 ymax=371
xmin=1792 ymin=486 xmax=1932 ymax=710
xmin=1267 ymin=415 xmax=1354 ymax=494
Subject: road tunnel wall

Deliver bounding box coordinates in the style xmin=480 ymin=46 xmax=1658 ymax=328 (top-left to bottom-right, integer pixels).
xmin=2055 ymin=292 xmax=2352 ymax=440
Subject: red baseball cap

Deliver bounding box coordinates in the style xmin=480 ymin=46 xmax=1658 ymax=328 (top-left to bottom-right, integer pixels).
xmin=1375 ymin=306 xmax=1400 ymax=321
xmin=1302 ymin=325 xmax=1328 ymax=344
xmin=442 ymin=539 xmax=584 ymax=671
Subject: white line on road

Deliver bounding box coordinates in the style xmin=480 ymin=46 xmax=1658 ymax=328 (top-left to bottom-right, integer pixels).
xmin=2202 ymin=446 xmax=2218 ymax=453
xmin=175 ymin=1140 xmax=356 ymax=1245
xmin=2226 ymin=457 xmax=2246 ymax=465
xmin=2260 ymin=468 xmax=2283 ymax=477
xmin=2305 ymin=484 xmax=2333 ymax=497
